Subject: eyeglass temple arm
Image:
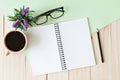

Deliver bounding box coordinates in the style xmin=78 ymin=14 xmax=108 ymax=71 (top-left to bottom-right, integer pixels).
xmin=33 ymin=7 xmax=64 ymax=20
xmin=33 ymin=7 xmax=64 ymax=25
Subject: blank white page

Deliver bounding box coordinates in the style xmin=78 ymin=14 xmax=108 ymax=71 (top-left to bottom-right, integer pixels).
xmin=27 ymin=24 xmax=61 ymax=75
xmin=59 ymin=18 xmax=95 ymax=70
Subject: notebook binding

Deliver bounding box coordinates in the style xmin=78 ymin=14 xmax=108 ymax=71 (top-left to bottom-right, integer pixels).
xmin=54 ymin=23 xmax=67 ymax=70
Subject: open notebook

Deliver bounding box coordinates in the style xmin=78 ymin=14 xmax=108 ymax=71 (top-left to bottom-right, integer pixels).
xmin=27 ymin=18 xmax=96 ymax=75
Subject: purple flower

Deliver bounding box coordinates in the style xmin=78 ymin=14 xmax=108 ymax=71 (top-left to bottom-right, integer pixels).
xmin=23 ymin=19 xmax=28 ymax=30
xmin=21 ymin=7 xmax=29 ymax=16
xmin=12 ymin=20 xmax=20 ymax=28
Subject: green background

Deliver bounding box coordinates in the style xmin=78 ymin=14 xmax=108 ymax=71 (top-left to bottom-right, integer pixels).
xmin=0 ymin=0 xmax=120 ymax=33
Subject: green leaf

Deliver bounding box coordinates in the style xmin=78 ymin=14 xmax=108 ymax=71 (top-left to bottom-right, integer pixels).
xmin=19 ymin=23 xmax=24 ymax=30
xmin=14 ymin=12 xmax=19 ymax=16
xmin=8 ymin=15 xmax=17 ymax=20
xmin=16 ymin=14 xmax=23 ymax=20
xmin=28 ymin=21 xmax=33 ymax=26
xmin=8 ymin=19 xmax=16 ymax=21
xmin=14 ymin=8 xmax=19 ymax=12
xmin=23 ymin=5 xmax=25 ymax=10
xmin=28 ymin=16 xmax=34 ymax=21
xmin=26 ymin=13 xmax=30 ymax=16
xmin=20 ymin=7 xmax=23 ymax=13
xmin=14 ymin=8 xmax=20 ymax=16
xmin=29 ymin=10 xmax=35 ymax=12
xmin=15 ymin=26 xmax=20 ymax=30
xmin=8 ymin=15 xmax=14 ymax=18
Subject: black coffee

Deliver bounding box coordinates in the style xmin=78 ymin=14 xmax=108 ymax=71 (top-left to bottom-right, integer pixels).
xmin=5 ymin=31 xmax=26 ymax=51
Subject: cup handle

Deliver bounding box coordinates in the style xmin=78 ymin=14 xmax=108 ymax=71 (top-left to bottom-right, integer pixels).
xmin=6 ymin=51 xmax=10 ymax=56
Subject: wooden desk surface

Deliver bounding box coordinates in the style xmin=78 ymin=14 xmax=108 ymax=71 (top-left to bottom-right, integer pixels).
xmin=0 ymin=13 xmax=120 ymax=80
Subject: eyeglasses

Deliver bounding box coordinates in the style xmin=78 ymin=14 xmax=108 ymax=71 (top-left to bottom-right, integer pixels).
xmin=33 ymin=7 xmax=64 ymax=25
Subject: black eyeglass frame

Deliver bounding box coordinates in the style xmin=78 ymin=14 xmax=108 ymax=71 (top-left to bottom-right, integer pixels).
xmin=33 ymin=7 xmax=64 ymax=25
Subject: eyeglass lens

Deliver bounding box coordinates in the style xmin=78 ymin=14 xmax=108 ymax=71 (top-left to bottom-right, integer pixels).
xmin=35 ymin=7 xmax=64 ymax=25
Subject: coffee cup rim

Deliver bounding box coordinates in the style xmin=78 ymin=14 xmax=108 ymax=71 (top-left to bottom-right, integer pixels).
xmin=4 ymin=30 xmax=27 ymax=54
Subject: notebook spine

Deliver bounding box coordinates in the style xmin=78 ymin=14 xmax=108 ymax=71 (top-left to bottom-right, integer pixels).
xmin=54 ymin=23 xmax=67 ymax=70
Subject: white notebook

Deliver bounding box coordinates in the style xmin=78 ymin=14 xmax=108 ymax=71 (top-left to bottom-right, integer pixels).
xmin=27 ymin=18 xmax=96 ymax=75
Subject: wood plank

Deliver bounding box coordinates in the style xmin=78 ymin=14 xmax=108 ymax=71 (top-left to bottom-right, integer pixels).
xmin=91 ymin=25 xmax=112 ymax=80
xmin=2 ymin=54 xmax=26 ymax=80
xmin=4 ymin=16 xmax=14 ymax=55
xmin=0 ymin=11 xmax=120 ymax=80
xmin=91 ymin=32 xmax=103 ymax=64
xmin=0 ymin=12 xmax=4 ymax=80
xmin=90 ymin=20 xmax=120 ymax=80
xmin=117 ymin=20 xmax=120 ymax=80
xmin=0 ymin=55 xmax=3 ymax=80
xmin=69 ymin=67 xmax=90 ymax=80
xmin=1 ymin=16 xmax=26 ymax=80
xmin=110 ymin=20 xmax=120 ymax=80
xmin=32 ymin=75 xmax=46 ymax=80
xmin=0 ymin=12 xmax=3 ymax=55
xmin=47 ymin=71 xmax=68 ymax=80
xmin=25 ymin=59 xmax=32 ymax=80
xmin=25 ymin=58 xmax=46 ymax=80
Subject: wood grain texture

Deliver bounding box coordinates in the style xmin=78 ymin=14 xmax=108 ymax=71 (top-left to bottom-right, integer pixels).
xmin=0 ymin=12 xmax=3 ymax=55
xmin=0 ymin=12 xmax=120 ymax=80
xmin=110 ymin=20 xmax=120 ymax=80
xmin=1 ymin=16 xmax=26 ymax=80
xmin=0 ymin=12 xmax=4 ymax=80
xmin=47 ymin=71 xmax=68 ymax=80
xmin=1 ymin=54 xmax=26 ymax=80
xmin=69 ymin=68 xmax=91 ymax=80
xmin=91 ymin=25 xmax=112 ymax=80
xmin=25 ymin=58 xmax=46 ymax=80
xmin=25 ymin=59 xmax=32 ymax=80
xmin=32 ymin=75 xmax=46 ymax=80
xmin=91 ymin=32 xmax=102 ymax=64
xmin=91 ymin=20 xmax=120 ymax=80
xmin=117 ymin=20 xmax=120 ymax=80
